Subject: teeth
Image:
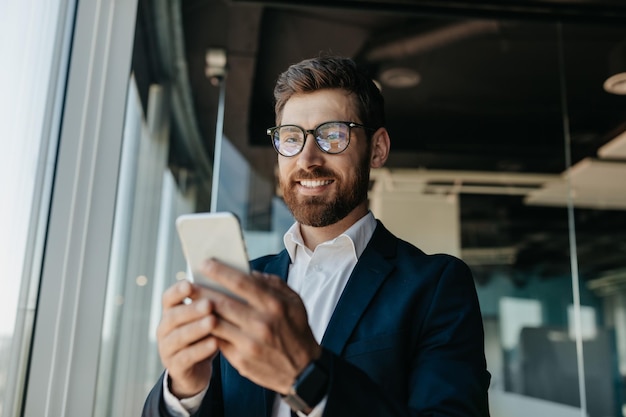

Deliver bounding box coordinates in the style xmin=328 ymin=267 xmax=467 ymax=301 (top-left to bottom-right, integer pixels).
xmin=300 ymin=180 xmax=332 ymax=188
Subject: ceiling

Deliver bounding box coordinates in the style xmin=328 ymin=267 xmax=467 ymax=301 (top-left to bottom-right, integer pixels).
xmin=133 ymin=0 xmax=626 ymax=284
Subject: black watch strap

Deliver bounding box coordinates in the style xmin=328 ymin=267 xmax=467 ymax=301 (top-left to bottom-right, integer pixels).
xmin=282 ymin=349 xmax=331 ymax=414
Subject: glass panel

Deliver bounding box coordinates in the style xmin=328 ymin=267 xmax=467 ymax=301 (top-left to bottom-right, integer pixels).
xmin=359 ymin=19 xmax=582 ymax=415
xmin=94 ymin=78 xmax=194 ymax=416
xmin=213 ymin=136 xmax=287 ymax=258
xmin=562 ymin=21 xmax=626 ymax=417
xmin=0 ymin=1 xmax=66 ymax=415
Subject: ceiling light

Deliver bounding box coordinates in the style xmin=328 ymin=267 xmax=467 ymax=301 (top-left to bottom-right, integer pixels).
xmin=604 ymin=72 xmax=626 ymax=95
xmin=378 ymin=67 xmax=421 ymax=89
xmin=205 ymin=47 xmax=228 ymax=85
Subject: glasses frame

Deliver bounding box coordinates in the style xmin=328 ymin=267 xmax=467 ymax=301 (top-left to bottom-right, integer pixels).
xmin=267 ymin=120 xmax=373 ymax=157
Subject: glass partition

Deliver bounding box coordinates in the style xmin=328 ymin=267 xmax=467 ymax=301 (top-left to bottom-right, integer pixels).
xmin=560 ymin=21 xmax=626 ymax=417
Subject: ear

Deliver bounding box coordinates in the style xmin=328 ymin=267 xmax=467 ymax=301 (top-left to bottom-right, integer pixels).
xmin=369 ymin=127 xmax=390 ymax=169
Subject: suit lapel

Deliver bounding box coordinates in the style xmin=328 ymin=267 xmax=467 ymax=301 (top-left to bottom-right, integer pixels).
xmin=263 ymin=249 xmax=291 ymax=280
xmin=321 ymin=222 xmax=396 ymax=354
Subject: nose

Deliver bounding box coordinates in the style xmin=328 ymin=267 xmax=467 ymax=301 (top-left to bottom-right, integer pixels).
xmin=295 ymin=132 xmax=325 ymax=170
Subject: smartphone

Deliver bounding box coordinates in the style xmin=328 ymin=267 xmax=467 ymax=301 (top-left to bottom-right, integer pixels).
xmin=175 ymin=211 xmax=250 ymax=295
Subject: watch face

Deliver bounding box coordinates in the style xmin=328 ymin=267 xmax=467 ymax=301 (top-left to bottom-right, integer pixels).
xmin=284 ymin=349 xmax=332 ymax=413
xmin=282 ymin=391 xmax=313 ymax=415
xmin=290 ymin=358 xmax=329 ymax=412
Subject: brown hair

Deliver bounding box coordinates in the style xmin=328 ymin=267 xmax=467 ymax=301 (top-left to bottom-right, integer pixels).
xmin=273 ymin=56 xmax=385 ymax=132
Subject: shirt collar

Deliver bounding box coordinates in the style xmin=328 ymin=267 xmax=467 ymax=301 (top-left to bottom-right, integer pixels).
xmin=283 ymin=211 xmax=377 ymax=262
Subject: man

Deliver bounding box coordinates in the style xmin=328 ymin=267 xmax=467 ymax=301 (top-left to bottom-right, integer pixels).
xmin=143 ymin=56 xmax=491 ymax=417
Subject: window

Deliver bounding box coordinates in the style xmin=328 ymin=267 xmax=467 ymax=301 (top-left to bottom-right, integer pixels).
xmin=0 ymin=1 xmax=68 ymax=415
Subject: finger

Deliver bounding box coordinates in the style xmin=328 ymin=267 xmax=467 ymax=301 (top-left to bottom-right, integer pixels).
xmin=167 ymin=335 xmax=220 ymax=374
xmin=160 ymin=313 xmax=218 ymax=360
xmin=163 ymin=336 xmax=219 ymax=386
xmin=212 ymin=324 xmax=303 ymax=394
xmin=250 ymin=270 xmax=303 ymax=312
xmin=162 ymin=280 xmax=201 ymax=309
xmin=158 ymin=297 xmax=214 ymax=340
xmin=202 ymin=260 xmax=277 ymax=311
xmin=208 ymin=302 xmax=284 ymax=357
xmin=251 ymin=270 xmax=291 ymax=295
xmin=198 ymin=285 xmax=261 ymax=331
xmin=209 ymin=315 xmax=252 ymax=357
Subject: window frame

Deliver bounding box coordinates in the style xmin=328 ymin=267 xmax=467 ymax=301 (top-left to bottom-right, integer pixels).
xmin=22 ymin=0 xmax=139 ymax=415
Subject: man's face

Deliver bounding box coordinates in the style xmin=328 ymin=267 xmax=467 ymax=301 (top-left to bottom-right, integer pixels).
xmin=277 ymin=89 xmax=371 ymax=227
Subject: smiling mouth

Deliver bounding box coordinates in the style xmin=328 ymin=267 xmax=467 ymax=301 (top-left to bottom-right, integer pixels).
xmin=299 ymin=179 xmax=333 ymax=188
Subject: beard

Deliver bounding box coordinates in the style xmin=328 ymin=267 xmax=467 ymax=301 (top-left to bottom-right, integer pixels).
xmin=280 ymin=156 xmax=371 ymax=227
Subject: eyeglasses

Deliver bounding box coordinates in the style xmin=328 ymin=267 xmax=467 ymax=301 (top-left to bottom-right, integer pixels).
xmin=267 ymin=121 xmax=373 ymax=157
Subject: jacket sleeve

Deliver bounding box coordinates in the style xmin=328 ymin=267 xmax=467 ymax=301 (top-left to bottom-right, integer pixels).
xmin=322 ymin=258 xmax=491 ymax=417
xmin=141 ymin=373 xmax=174 ymax=417
xmin=142 ymin=356 xmax=224 ymax=417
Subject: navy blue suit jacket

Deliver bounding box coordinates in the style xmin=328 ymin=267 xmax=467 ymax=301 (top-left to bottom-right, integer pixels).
xmin=143 ymin=221 xmax=491 ymax=416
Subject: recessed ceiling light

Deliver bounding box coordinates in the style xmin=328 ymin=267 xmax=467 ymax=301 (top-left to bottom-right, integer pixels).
xmin=604 ymin=72 xmax=626 ymax=95
xmin=378 ymin=67 xmax=421 ymax=89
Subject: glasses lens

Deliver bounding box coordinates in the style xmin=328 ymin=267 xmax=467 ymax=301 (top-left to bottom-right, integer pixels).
xmin=275 ymin=126 xmax=304 ymax=156
xmin=316 ymin=122 xmax=350 ymax=153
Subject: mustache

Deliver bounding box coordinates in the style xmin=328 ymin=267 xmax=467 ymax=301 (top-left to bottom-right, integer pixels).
xmin=290 ymin=167 xmax=337 ymax=181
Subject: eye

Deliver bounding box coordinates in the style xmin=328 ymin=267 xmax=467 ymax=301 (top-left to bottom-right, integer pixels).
xmin=325 ymin=130 xmax=346 ymax=141
xmin=318 ymin=122 xmax=349 ymax=140
xmin=283 ymin=135 xmax=300 ymax=144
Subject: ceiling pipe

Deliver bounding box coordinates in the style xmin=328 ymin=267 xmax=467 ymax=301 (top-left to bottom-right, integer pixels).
xmin=365 ymin=20 xmax=500 ymax=62
xmin=153 ymin=0 xmax=214 ymax=182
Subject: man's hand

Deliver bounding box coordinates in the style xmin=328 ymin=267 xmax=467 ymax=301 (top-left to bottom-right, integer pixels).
xmin=201 ymin=259 xmax=322 ymax=394
xmin=156 ymin=280 xmax=220 ymax=398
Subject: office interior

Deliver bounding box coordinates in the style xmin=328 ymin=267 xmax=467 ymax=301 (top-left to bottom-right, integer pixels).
xmin=2 ymin=0 xmax=626 ymax=416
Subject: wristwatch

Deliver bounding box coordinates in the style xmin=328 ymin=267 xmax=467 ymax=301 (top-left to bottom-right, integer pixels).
xmin=282 ymin=350 xmax=330 ymax=415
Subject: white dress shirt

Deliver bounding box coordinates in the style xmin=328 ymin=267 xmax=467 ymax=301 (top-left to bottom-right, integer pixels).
xmin=164 ymin=212 xmax=377 ymax=417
